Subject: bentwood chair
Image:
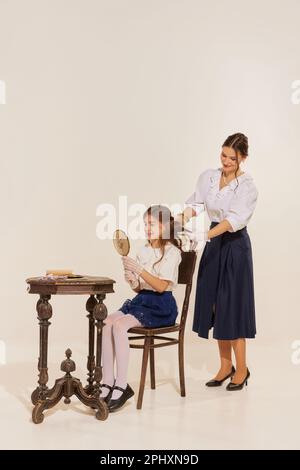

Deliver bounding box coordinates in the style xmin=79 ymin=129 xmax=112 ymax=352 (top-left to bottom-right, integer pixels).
xmin=128 ymin=250 xmax=197 ymax=409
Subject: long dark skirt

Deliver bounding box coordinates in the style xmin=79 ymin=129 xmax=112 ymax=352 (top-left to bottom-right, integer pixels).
xmin=192 ymin=221 xmax=256 ymax=340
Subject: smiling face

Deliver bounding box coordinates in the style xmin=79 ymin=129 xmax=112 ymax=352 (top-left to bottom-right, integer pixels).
xmin=221 ymin=146 xmax=246 ymax=173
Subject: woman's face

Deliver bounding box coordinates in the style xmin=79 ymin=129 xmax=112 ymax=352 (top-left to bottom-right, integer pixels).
xmin=144 ymin=215 xmax=162 ymax=240
xmin=220 ymin=146 xmax=245 ymax=172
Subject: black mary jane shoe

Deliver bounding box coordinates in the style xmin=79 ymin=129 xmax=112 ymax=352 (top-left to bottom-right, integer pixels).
xmin=226 ymin=368 xmax=250 ymax=391
xmin=107 ymin=384 xmax=135 ymax=412
xmin=100 ymin=382 xmax=115 ymax=403
xmin=205 ymin=366 xmax=236 ymax=387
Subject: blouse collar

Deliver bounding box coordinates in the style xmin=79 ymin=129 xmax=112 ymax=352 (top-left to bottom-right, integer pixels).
xmin=212 ymin=167 xmax=251 ymax=189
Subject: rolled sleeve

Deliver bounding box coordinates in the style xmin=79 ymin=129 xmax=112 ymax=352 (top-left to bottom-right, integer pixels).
xmin=225 ymin=181 xmax=258 ymax=232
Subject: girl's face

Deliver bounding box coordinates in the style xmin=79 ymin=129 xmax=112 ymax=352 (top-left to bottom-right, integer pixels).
xmin=220 ymin=146 xmax=246 ymax=172
xmin=144 ymin=215 xmax=162 ymax=240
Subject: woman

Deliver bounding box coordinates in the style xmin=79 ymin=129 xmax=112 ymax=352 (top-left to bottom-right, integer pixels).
xmin=176 ymin=133 xmax=258 ymax=391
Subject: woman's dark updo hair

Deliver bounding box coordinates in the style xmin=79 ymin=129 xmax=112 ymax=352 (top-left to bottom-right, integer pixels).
xmin=222 ymin=132 xmax=249 ymax=191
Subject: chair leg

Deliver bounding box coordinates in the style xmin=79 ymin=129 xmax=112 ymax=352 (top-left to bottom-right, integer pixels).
xmin=178 ymin=335 xmax=186 ymax=397
xmin=150 ymin=337 xmax=155 ymax=390
xmin=137 ymin=337 xmax=151 ymax=409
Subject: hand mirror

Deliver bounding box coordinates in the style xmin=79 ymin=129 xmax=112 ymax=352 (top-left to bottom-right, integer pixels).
xmin=113 ymin=229 xmax=130 ymax=256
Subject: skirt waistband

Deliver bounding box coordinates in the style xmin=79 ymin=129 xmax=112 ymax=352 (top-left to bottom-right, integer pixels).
xmin=210 ymin=221 xmax=247 ymax=232
xmin=139 ymin=289 xmax=173 ymax=296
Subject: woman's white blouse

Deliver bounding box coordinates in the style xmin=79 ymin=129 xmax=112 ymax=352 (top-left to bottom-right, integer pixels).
xmin=136 ymin=243 xmax=182 ymax=291
xmin=185 ymin=168 xmax=258 ymax=232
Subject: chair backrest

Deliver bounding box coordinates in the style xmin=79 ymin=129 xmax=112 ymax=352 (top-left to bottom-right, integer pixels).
xmin=177 ymin=250 xmax=197 ymax=332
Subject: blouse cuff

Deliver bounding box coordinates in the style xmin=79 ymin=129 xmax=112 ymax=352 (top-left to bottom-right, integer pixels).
xmin=184 ymin=202 xmax=205 ymax=216
xmin=224 ymin=216 xmax=240 ymax=233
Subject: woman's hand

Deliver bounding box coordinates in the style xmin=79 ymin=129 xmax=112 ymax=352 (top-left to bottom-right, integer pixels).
xmin=189 ymin=230 xmax=210 ymax=242
xmin=122 ymin=256 xmax=144 ymax=275
xmin=173 ymin=219 xmax=185 ymax=240
xmin=178 ymin=229 xmax=210 ymax=250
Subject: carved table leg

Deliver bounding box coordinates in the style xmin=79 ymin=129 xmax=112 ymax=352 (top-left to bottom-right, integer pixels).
xmin=85 ymin=295 xmax=97 ymax=394
xmin=31 ymin=295 xmax=52 ymax=407
xmin=73 ymin=379 xmax=109 ymax=421
xmin=92 ymin=294 xmax=108 ymax=399
xmin=32 ymin=349 xmax=108 ymax=423
xmin=32 ymin=378 xmax=64 ymax=424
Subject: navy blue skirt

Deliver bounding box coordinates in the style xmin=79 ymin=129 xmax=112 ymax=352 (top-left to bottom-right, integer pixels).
xmin=193 ymin=221 xmax=256 ymax=340
xmin=119 ymin=289 xmax=178 ymax=328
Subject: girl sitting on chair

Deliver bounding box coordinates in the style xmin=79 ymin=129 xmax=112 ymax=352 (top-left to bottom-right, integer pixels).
xmin=101 ymin=205 xmax=183 ymax=412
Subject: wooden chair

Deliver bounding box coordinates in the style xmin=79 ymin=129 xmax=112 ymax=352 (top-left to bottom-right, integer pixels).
xmin=128 ymin=250 xmax=197 ymax=409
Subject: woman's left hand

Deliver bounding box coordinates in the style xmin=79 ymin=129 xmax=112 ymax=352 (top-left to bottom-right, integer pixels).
xmin=178 ymin=229 xmax=210 ymax=241
xmin=122 ymin=256 xmax=144 ymax=275
xmin=178 ymin=229 xmax=210 ymax=249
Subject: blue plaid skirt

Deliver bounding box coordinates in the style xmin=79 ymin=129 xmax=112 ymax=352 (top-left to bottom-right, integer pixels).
xmin=119 ymin=289 xmax=178 ymax=328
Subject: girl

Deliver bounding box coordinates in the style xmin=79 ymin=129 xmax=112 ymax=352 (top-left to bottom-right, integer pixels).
xmin=101 ymin=205 xmax=182 ymax=412
xmin=176 ymin=133 xmax=258 ymax=391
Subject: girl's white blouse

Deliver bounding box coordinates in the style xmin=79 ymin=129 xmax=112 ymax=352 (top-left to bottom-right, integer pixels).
xmin=185 ymin=168 xmax=258 ymax=232
xmin=136 ymin=243 xmax=182 ymax=292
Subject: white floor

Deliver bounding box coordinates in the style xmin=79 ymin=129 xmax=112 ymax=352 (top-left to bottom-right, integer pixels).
xmin=0 ymin=334 xmax=299 ymax=450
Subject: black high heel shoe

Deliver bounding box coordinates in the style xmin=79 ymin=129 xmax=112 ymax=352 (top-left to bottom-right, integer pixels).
xmin=108 ymin=384 xmax=135 ymax=412
xmin=226 ymin=368 xmax=250 ymax=391
xmin=205 ymin=366 xmax=236 ymax=387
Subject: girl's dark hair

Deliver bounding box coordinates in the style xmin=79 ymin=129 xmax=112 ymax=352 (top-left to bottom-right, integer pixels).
xmin=144 ymin=205 xmax=183 ymax=270
xmin=222 ymin=132 xmax=248 ymax=191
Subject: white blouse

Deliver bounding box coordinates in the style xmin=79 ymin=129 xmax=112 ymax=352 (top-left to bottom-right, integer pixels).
xmin=185 ymin=168 xmax=258 ymax=232
xmin=136 ymin=243 xmax=182 ymax=291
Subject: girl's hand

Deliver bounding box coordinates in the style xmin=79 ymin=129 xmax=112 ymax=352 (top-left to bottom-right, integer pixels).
xmin=122 ymin=256 xmax=143 ymax=275
xmin=124 ymin=269 xmax=137 ymax=283
xmin=124 ymin=269 xmax=139 ymax=289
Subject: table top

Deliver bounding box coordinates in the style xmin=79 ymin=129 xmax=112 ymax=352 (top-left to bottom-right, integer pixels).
xmin=26 ymin=275 xmax=116 ymax=295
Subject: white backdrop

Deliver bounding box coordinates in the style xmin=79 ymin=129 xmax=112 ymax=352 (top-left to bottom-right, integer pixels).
xmin=0 ymin=0 xmax=299 ymax=366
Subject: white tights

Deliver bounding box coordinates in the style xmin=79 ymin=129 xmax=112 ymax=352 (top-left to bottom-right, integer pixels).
xmin=101 ymin=310 xmax=141 ymax=400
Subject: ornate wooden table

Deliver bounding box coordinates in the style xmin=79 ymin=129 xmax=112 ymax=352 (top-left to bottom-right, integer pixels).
xmin=26 ymin=275 xmax=115 ymax=424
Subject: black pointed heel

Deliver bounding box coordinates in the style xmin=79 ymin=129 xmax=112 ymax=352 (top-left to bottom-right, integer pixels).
xmin=205 ymin=365 xmax=236 ymax=387
xmin=226 ymin=368 xmax=250 ymax=391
